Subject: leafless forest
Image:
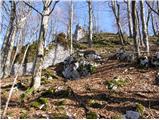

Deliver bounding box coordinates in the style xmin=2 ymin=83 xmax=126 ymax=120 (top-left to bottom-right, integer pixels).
xmin=0 ymin=0 xmax=159 ymax=119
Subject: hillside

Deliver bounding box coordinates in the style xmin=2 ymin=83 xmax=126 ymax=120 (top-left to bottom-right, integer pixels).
xmin=1 ymin=33 xmax=159 ymax=119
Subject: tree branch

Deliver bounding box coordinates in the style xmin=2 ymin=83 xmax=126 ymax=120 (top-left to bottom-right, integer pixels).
xmin=23 ymin=1 xmax=42 ymax=16
xmin=47 ymin=0 xmax=59 ymax=16
xmin=146 ymin=1 xmax=159 ymax=16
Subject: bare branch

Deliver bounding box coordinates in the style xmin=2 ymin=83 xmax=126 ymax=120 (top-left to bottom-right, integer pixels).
xmin=146 ymin=1 xmax=159 ymax=16
xmin=47 ymin=0 xmax=59 ymax=16
xmin=23 ymin=1 xmax=42 ymax=16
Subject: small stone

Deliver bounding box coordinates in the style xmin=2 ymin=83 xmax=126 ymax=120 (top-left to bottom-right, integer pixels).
xmin=125 ymin=110 xmax=140 ymax=119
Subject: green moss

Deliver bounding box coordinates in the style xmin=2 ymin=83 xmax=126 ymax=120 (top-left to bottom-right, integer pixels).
xmin=31 ymin=101 xmax=41 ymax=108
xmin=105 ymin=77 xmax=128 ymax=90
xmin=86 ymin=111 xmax=98 ymax=119
xmin=136 ymin=103 xmax=145 ymax=116
xmin=38 ymin=97 xmax=48 ymax=104
xmin=20 ymin=87 xmax=34 ymax=102
xmin=41 ymin=88 xmax=56 ymax=96
xmin=31 ymin=97 xmax=48 ymax=109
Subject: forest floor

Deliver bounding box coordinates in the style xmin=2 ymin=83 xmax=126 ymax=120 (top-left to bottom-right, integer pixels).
xmin=0 ymin=59 xmax=159 ymax=119
xmin=0 ymin=35 xmax=159 ymax=119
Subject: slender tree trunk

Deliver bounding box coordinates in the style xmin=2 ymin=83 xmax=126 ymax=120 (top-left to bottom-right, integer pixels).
xmin=151 ymin=13 xmax=157 ymax=36
xmin=132 ymin=1 xmax=140 ymax=59
xmin=111 ymin=0 xmax=125 ymax=45
xmin=146 ymin=9 xmax=151 ymax=34
xmin=4 ymin=27 xmax=17 ymax=77
xmin=32 ymin=16 xmax=47 ymax=90
xmin=0 ymin=1 xmax=16 ymax=78
xmin=88 ymin=0 xmax=93 ymax=48
xmin=69 ymin=0 xmax=73 ymax=54
xmin=10 ymin=30 xmax=24 ymax=74
xmin=136 ymin=10 xmax=144 ymax=47
xmin=127 ymin=1 xmax=133 ymax=37
xmin=140 ymin=1 xmax=150 ymax=56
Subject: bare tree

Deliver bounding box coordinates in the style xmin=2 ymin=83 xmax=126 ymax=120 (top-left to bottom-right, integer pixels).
xmin=24 ymin=0 xmax=59 ymax=91
xmin=109 ymin=0 xmax=125 ymax=45
xmin=0 ymin=1 xmax=16 ymax=78
xmin=140 ymin=1 xmax=150 ymax=56
xmin=132 ymin=1 xmax=140 ymax=58
xmin=87 ymin=0 xmax=93 ymax=48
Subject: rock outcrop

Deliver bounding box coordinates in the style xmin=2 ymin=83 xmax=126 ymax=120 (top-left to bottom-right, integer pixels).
xmin=11 ymin=44 xmax=70 ymax=75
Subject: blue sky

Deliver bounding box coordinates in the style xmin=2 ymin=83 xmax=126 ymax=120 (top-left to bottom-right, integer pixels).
xmin=0 ymin=0 xmax=158 ymax=47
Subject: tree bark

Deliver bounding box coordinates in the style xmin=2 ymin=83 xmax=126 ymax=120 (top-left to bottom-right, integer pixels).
xmin=87 ymin=0 xmax=93 ymax=48
xmin=127 ymin=1 xmax=133 ymax=37
xmin=136 ymin=10 xmax=144 ymax=47
xmin=140 ymin=1 xmax=150 ymax=56
xmin=132 ymin=1 xmax=140 ymax=59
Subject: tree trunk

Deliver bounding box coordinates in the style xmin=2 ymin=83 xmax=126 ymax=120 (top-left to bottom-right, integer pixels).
xmin=31 ymin=2 xmax=50 ymax=91
xmin=127 ymin=1 xmax=133 ymax=37
xmin=0 ymin=1 xmax=16 ymax=78
xmin=4 ymin=27 xmax=17 ymax=77
xmin=69 ymin=0 xmax=73 ymax=54
xmin=136 ymin=10 xmax=144 ymax=47
xmin=88 ymin=0 xmax=93 ymax=48
xmin=140 ymin=1 xmax=150 ymax=56
xmin=132 ymin=1 xmax=140 ymax=59
xmin=111 ymin=0 xmax=125 ymax=45
xmin=151 ymin=13 xmax=157 ymax=36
